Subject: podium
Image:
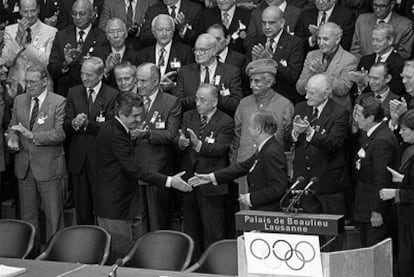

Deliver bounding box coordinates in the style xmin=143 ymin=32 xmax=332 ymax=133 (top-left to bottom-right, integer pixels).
xmin=235 ymin=210 xmax=393 ymax=277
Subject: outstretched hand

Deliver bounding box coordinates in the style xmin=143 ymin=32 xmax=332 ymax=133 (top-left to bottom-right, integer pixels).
xmin=188 ymin=173 xmax=212 ymax=187
xmin=171 ymin=171 xmax=193 ymax=192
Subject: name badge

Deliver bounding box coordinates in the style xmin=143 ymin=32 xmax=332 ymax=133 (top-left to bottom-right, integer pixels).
xmin=205 ymin=131 xmax=215 ymax=144
xmin=213 ymin=75 xmax=221 ymax=86
xmin=220 ymin=84 xmax=230 ymax=96
xmin=150 ymin=111 xmax=159 ymax=124
xmin=96 ymin=111 xmax=105 ymax=122
xmin=37 ymin=113 xmax=48 ymax=125
xmin=155 ymin=121 xmax=165 ymax=129
xmin=170 ymin=58 xmax=181 ymax=69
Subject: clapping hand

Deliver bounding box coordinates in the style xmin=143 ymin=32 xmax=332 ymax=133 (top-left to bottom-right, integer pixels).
xmin=130 ymin=121 xmax=149 ymax=139
xmin=239 ymin=193 xmax=250 ymax=207
xmin=171 ymin=171 xmax=193 ymax=192
xmin=174 ymin=11 xmax=186 ymax=29
xmin=349 ymin=68 xmax=369 ymax=91
xmin=16 ymin=18 xmax=31 ymax=46
xmin=186 ymin=128 xmax=200 ymax=146
xmin=10 ymin=123 xmax=33 ymax=139
xmin=293 ymin=115 xmax=310 ymax=134
xmin=251 ymin=43 xmax=272 ymax=60
xmin=160 ymin=71 xmax=177 ymax=91
xmin=72 ymin=113 xmax=87 ymax=130
xmin=389 ymin=98 xmax=408 ymax=127
xmin=309 ymin=57 xmax=326 ymax=74
xmin=188 ymin=173 xmax=212 ymax=187
xmin=379 ymin=188 xmax=397 ymax=201
xmin=178 ymin=129 xmax=190 ymax=149
xmin=44 ymin=14 xmax=58 ymax=27
xmin=308 ymin=24 xmax=319 ymax=45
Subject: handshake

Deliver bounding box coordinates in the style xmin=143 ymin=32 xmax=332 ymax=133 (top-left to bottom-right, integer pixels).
xmin=170 ymin=172 xmax=215 ymax=192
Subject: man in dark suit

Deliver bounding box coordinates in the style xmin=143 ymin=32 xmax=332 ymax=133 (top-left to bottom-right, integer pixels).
xmin=48 ymin=0 xmax=109 ymax=97
xmin=173 ymin=33 xmax=243 ymax=116
xmin=353 ymin=96 xmax=400 ymax=247
xmin=103 ymin=17 xmax=139 ymax=89
xmin=57 ymin=0 xmax=103 ymax=29
xmin=94 ymin=92 xmax=191 ymax=261
xmin=284 ymin=73 xmax=350 ymax=218
xmin=36 ymin=0 xmax=60 ymax=27
xmin=294 ymin=0 xmax=356 ymax=53
xmin=178 ymin=83 xmax=234 ymax=258
xmin=352 ymin=23 xmax=405 ymax=96
xmin=137 ymin=14 xmax=194 ymax=92
xmin=250 ymin=6 xmax=304 ymax=104
xmin=139 ymin=0 xmax=201 ymax=46
xmin=194 ymin=0 xmax=251 ymax=54
xmin=133 ymin=63 xmax=181 ymax=231
xmin=64 ymin=57 xmax=118 ymax=225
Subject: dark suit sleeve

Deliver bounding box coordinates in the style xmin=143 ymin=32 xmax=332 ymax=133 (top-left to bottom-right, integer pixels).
xmin=198 ymin=117 xmax=234 ymax=157
xmin=139 ymin=9 xmax=157 ymax=47
xmin=112 ymin=129 xmax=168 ymax=185
xmin=294 ymin=11 xmax=309 ymax=41
xmin=250 ymin=149 xmax=287 ymax=207
xmin=399 ymin=159 xmax=414 ymax=204
xmin=309 ymin=109 xmax=350 ymax=153
xmin=173 ymin=68 xmax=196 ymax=111
xmin=149 ymin=98 xmax=182 ymax=144
xmin=276 ymin=37 xmax=304 ymax=85
xmin=48 ymin=32 xmax=65 ymax=81
xmin=218 ymin=69 xmax=243 ymax=115
xmin=85 ymin=92 xmax=118 ymax=135
xmin=214 ymin=155 xmax=256 ymax=183
xmin=63 ymin=90 xmax=78 ymax=136
xmin=340 ymin=10 xmax=357 ymax=51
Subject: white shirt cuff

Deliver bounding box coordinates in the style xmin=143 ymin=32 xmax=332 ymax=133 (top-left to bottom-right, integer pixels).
xmin=165 ymin=176 xmax=172 ymax=187
xmin=194 ymin=140 xmax=202 ymax=152
xmin=209 ymin=173 xmax=218 ymax=185
xmin=306 ymin=128 xmax=315 ymax=142
xmin=247 ymin=193 xmax=253 ymax=207
xmin=291 ymin=129 xmax=299 ymax=142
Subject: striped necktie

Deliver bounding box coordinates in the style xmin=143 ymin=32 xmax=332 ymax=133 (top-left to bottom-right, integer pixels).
xmin=30 ymin=97 xmax=39 ymax=130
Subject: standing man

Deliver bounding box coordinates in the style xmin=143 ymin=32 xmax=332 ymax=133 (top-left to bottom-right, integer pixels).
xmin=249 ymin=6 xmax=304 ymax=104
xmin=114 ymin=62 xmax=138 ymax=94
xmin=48 ymin=0 xmax=109 ymax=97
xmin=284 ymin=74 xmax=350 ymax=218
xmin=173 ymin=33 xmax=242 ymax=116
xmin=1 ymin=0 xmax=57 ymax=90
xmin=353 ymin=96 xmax=400 ymax=247
xmin=178 ymin=83 xmax=234 ymax=258
xmin=64 ymin=57 xmax=119 ymax=225
xmin=94 ymin=92 xmax=191 ymax=261
xmin=134 ymin=63 xmax=181 ymax=231
xmin=6 ymin=65 xmax=66 ymax=244
xmin=296 ymin=23 xmax=358 ymax=111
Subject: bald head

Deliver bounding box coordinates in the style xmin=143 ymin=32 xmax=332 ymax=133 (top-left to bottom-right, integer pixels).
xmin=20 ymin=0 xmax=39 ymax=26
xmin=305 ymin=74 xmax=332 ymax=107
xmin=262 ymin=6 xmax=285 ymax=39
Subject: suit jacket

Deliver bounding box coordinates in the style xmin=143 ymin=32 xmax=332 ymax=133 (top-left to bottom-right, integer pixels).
xmin=2 ymin=20 xmax=57 ymax=89
xmin=245 ymin=2 xmax=300 ymax=47
xmin=94 ymin=117 xmax=168 ymax=220
xmin=194 ymin=7 xmax=251 ymax=54
xmin=179 ymin=109 xmax=234 ymax=196
xmin=48 ymin=25 xmax=110 ymax=97
xmin=139 ymin=0 xmax=201 ymax=47
xmin=350 ymin=12 xmax=414 ymax=59
xmin=215 ymin=137 xmax=288 ymax=211
xmin=284 ymin=98 xmax=350 ymax=194
xmin=63 ymin=83 xmax=119 ymax=174
xmin=224 ymin=48 xmax=246 ymax=69
xmin=354 ymin=122 xmax=400 ymax=223
xmin=357 ymin=51 xmax=406 ymax=95
xmin=57 ymin=0 xmax=104 ymax=30
xmin=355 ymin=90 xmax=400 ymax=118
xmin=135 ymin=91 xmax=181 ymax=179
xmin=296 ymin=46 xmax=358 ymax=110
xmin=250 ymin=32 xmax=305 ymax=104
xmin=396 ymin=146 xmax=414 ymax=224
xmin=136 ymin=40 xmax=194 ymax=75
xmin=173 ymin=62 xmax=243 ymax=116
xmin=9 ymin=91 xmax=66 ymax=181
xmin=99 ymin=0 xmax=159 ymax=31
xmin=105 ymin=47 xmax=140 ymax=89
xmin=294 ymin=4 xmax=356 ymax=52
xmin=37 ymin=0 xmax=60 ymax=21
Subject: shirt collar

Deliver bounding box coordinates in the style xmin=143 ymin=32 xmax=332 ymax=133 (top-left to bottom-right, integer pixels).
xmin=111 ymin=46 xmax=126 ymax=59
xmin=34 ymin=88 xmax=48 ymax=103
xmin=221 ymin=4 xmax=236 ymax=18
xmin=375 ymin=87 xmax=390 ymax=101
xmin=88 ymin=81 xmax=102 ymax=95
xmin=156 ymin=40 xmax=172 ymax=53
xmin=319 ymin=5 xmax=335 ymax=20
xmin=29 ymin=19 xmax=41 ymax=31
xmin=367 ymin=121 xmax=382 ymax=137
xmin=202 ymin=107 xmax=217 ymax=123
xmin=218 ymin=47 xmax=229 ymax=63
xmin=168 ymin=0 xmax=181 ymax=12
xmin=258 ymin=135 xmax=272 ymax=152
xmin=268 ymin=28 xmax=283 ymax=45
xmin=315 ymin=98 xmax=329 ymax=116
xmin=377 ymin=47 xmax=393 ymax=61
xmin=115 ymin=116 xmax=130 ymax=133
xmin=147 ymin=89 xmax=159 ymax=103
xmin=76 ymin=24 xmax=92 ymax=38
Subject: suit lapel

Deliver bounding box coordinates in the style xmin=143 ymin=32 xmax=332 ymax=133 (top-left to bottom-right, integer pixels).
xmin=83 ymin=27 xmax=97 ymax=54
xmin=273 ymin=31 xmax=288 ymax=61
xmin=32 ymin=91 xmax=50 ymax=131
xmin=145 ymin=91 xmax=163 ymax=123
xmin=327 ymin=47 xmax=343 ymax=72
xmin=149 ymin=45 xmax=157 ymax=64
xmin=24 ymin=94 xmax=32 ymax=128
xmin=68 ymin=27 xmax=77 ymax=49
xmin=202 ymin=110 xmax=219 ymax=138
xmin=90 ymin=85 xmax=106 ymax=118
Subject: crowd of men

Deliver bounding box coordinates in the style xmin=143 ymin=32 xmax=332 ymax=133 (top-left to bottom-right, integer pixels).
xmin=1 ymin=0 xmax=414 ymax=271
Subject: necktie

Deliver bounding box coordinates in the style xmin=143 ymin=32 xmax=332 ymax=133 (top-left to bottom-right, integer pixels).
xmin=127 ymin=0 xmax=133 ymax=29
xmin=158 ymin=47 xmax=166 ymax=67
xmin=78 ymin=30 xmax=85 ymax=46
xmin=204 ymin=66 xmax=210 ymax=84
xmin=199 ymin=115 xmax=207 ymax=138
xmin=375 ymin=94 xmax=382 ymax=101
xmin=88 ymin=88 xmax=94 ymax=114
xmin=222 ymin=12 xmax=230 ymax=28
xmin=26 ymin=28 xmax=32 ymax=44
xmin=320 ymin=11 xmax=327 ymax=26
xmin=144 ymin=96 xmax=151 ymax=112
xmin=311 ymin=107 xmax=319 ymax=123
xmin=170 ymin=5 xmax=176 ymax=19
xmin=30 ymin=97 xmax=39 ymax=130
xmin=375 ymin=55 xmax=382 ymax=63
xmin=266 ymin=38 xmax=275 ymax=53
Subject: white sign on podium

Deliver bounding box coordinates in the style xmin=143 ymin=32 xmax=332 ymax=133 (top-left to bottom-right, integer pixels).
xmin=244 ymin=232 xmax=323 ymax=277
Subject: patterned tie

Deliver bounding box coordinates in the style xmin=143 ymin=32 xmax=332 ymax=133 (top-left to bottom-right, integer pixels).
xmin=375 ymin=55 xmax=382 ymax=63
xmin=78 ymin=30 xmax=85 ymax=47
xmin=30 ymin=97 xmax=39 ymax=130
xmin=222 ymin=11 xmax=230 ymax=28
xmin=199 ymin=115 xmax=207 ymax=138
xmin=88 ymin=88 xmax=94 ymax=114
xmin=170 ymin=5 xmax=177 ymax=19
xmin=320 ymin=11 xmax=327 ymax=26
xmin=311 ymin=107 xmax=319 ymax=124
xmin=158 ymin=47 xmax=166 ymax=67
xmin=127 ymin=0 xmax=134 ymax=29
xmin=144 ymin=96 xmax=151 ymax=112
xmin=204 ymin=66 xmax=210 ymax=84
xmin=26 ymin=28 xmax=32 ymax=44
xmin=266 ymin=38 xmax=275 ymax=53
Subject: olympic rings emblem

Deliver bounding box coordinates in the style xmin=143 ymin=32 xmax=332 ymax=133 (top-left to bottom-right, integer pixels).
xmin=249 ymin=238 xmax=316 ymax=271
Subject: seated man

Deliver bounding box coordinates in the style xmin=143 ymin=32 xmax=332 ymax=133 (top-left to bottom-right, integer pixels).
xmin=296 ymin=22 xmax=358 ymax=111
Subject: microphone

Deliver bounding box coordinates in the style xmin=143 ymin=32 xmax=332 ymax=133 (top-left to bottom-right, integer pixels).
xmin=279 ymin=176 xmax=305 ymax=211
xmin=303 ymin=177 xmax=318 ymax=192
xmin=108 ymin=258 xmax=123 ymax=277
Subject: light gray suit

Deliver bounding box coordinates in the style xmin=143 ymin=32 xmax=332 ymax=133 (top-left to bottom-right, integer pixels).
xmin=296 ymin=46 xmax=358 ymax=111
xmin=350 ymin=12 xmax=414 ymax=59
xmin=9 ymin=91 xmax=66 ymax=241
xmin=98 ymin=0 xmax=159 ymax=31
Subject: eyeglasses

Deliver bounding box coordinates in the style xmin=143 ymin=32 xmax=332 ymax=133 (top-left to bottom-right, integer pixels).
xmin=372 ymin=1 xmax=392 ymax=9
xmin=154 ymin=28 xmax=174 ymax=33
xmin=193 ymin=46 xmax=215 ymax=55
xmin=25 ymin=79 xmax=44 ymax=86
xmin=71 ymin=11 xmax=89 ymax=17
xmin=107 ymin=29 xmax=125 ymax=35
